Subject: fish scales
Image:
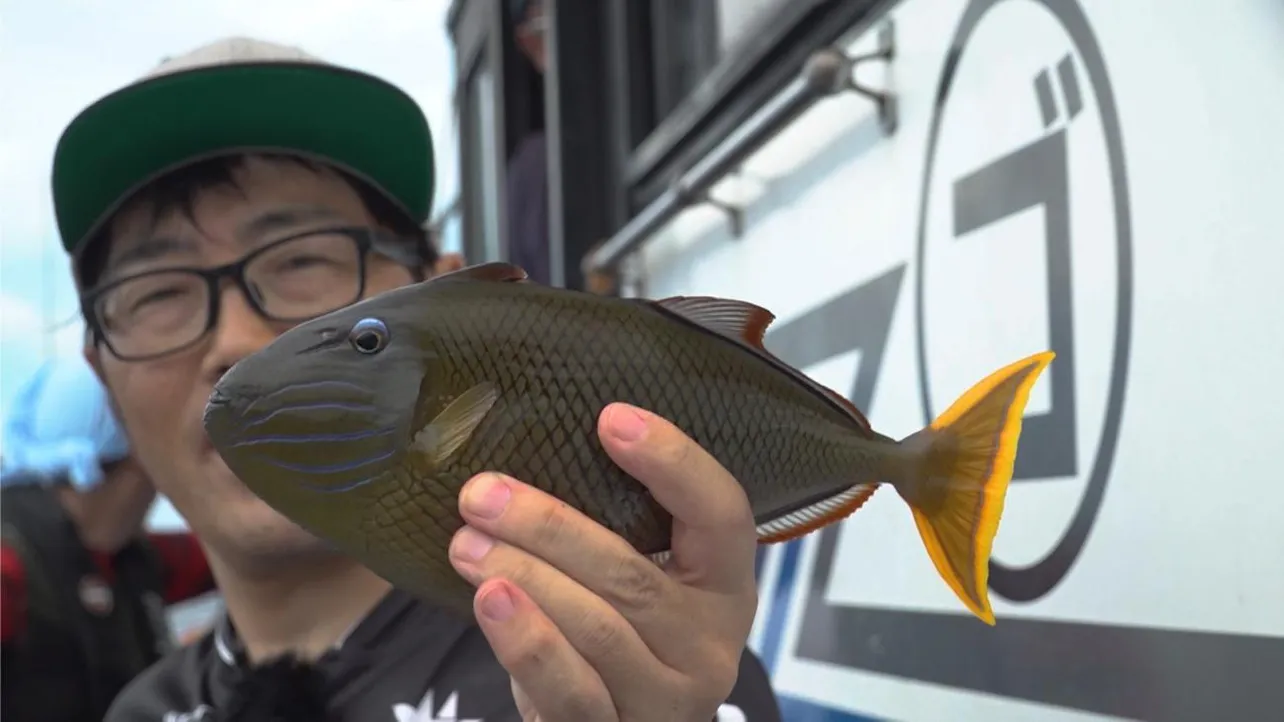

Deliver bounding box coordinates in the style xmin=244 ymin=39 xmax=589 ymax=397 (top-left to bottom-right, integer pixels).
xmin=393 ymin=281 xmax=865 ymax=549
xmin=203 ymin=262 xmax=1056 ymax=624
xmin=353 ymin=282 xmax=869 ymax=610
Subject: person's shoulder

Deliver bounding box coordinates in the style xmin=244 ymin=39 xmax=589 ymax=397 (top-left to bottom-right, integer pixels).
xmin=104 ymin=633 xmax=217 ymax=722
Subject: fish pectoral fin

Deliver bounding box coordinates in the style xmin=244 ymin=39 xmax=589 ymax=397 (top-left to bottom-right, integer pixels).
xmin=756 ymin=483 xmax=879 ymax=543
xmin=410 ymin=382 xmax=501 ymax=467
xmin=434 ymin=261 xmax=529 ymax=284
xmin=652 ymin=296 xmax=776 ymax=348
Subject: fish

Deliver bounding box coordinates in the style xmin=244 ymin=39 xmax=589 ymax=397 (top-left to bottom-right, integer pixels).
xmin=202 ymin=262 xmax=1054 ymax=625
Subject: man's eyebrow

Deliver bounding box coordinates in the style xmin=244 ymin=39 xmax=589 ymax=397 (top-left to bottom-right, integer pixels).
xmin=106 ymin=236 xmax=196 ymax=273
xmin=236 ymin=205 xmax=346 ymax=241
xmin=101 ymin=206 xmax=346 ymax=279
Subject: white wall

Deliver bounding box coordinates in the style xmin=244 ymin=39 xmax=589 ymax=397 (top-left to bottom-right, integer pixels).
xmin=631 ymin=1 xmax=1284 ymax=719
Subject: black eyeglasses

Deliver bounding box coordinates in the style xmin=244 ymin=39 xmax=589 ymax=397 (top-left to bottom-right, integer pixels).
xmin=80 ymin=226 xmax=425 ymax=362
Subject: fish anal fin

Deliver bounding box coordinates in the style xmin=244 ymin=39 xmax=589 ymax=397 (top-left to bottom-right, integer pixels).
xmin=410 ymin=382 xmax=500 ymax=467
xmin=757 ymin=483 xmax=879 ymax=544
xmin=435 ymin=262 xmax=529 ymax=284
xmin=653 ymin=296 xmax=775 ymax=349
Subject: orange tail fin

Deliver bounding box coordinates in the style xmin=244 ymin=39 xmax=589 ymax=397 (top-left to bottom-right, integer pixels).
xmin=896 ymin=351 xmax=1055 ymax=625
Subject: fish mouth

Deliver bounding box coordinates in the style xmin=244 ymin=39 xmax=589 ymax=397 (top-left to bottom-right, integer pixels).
xmin=202 ymin=380 xmax=400 ymax=494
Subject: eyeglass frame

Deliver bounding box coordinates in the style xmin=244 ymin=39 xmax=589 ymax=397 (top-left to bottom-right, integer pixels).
xmin=78 ymin=225 xmax=429 ymax=363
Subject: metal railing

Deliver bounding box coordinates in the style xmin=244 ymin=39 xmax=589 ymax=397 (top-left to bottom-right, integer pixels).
xmin=582 ymin=20 xmax=899 ymax=277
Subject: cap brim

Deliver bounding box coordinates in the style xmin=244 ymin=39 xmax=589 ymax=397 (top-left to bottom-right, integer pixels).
xmin=52 ymin=61 xmax=434 ymax=262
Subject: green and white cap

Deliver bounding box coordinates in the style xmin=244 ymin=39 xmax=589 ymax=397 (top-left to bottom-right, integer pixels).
xmin=51 ymin=36 xmax=434 ymax=280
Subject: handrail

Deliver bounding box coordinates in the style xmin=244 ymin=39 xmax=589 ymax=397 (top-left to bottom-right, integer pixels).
xmin=424 ymin=195 xmax=461 ymax=235
xmin=582 ymin=21 xmax=898 ymax=275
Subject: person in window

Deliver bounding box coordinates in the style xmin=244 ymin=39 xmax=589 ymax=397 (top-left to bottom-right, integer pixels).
xmin=506 ymin=0 xmax=552 ymax=285
xmin=0 ymin=354 xmax=216 ymax=722
xmin=52 ymin=36 xmax=779 ymax=722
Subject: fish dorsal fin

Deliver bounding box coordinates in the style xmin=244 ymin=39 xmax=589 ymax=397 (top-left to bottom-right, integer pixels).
xmin=814 ymin=383 xmax=873 ymax=431
xmin=435 ymin=262 xmax=529 ymax=284
xmin=651 ymin=295 xmax=872 ymax=433
xmin=653 ymin=296 xmax=775 ymax=348
xmin=409 ymin=382 xmax=500 ymax=468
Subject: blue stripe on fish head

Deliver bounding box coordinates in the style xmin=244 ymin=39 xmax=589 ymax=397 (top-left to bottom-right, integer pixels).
xmin=203 ymin=306 xmax=434 ymax=499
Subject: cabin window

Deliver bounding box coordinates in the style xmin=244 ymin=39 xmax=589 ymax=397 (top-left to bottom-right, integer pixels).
xmin=447 ymin=0 xmax=883 ymax=289
xmin=459 ymin=58 xmax=505 ymax=264
xmin=647 ymin=0 xmax=721 ymax=120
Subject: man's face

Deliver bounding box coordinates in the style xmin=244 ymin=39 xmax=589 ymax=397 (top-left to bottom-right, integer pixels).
xmin=516 ymin=0 xmax=547 ymax=73
xmin=86 ymin=155 xmax=454 ymax=573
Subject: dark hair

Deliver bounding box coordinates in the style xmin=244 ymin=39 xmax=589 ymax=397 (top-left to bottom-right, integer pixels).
xmin=77 ymin=152 xmax=438 ymax=290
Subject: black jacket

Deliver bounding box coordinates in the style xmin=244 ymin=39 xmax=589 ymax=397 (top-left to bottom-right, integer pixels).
xmin=1 ymin=481 xmax=175 ymax=722
xmin=104 ymin=588 xmax=783 ymax=721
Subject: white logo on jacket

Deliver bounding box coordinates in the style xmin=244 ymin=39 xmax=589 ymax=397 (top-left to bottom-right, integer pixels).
xmin=394 ymin=689 xmax=483 ymax=722
xmin=391 ymin=689 xmax=748 ymax=721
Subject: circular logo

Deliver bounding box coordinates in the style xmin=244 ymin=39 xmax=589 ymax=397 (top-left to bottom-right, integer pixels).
xmin=912 ymin=0 xmax=1133 ymax=602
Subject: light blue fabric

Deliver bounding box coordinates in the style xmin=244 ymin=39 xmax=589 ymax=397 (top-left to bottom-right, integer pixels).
xmin=0 ymin=354 xmax=129 ymax=490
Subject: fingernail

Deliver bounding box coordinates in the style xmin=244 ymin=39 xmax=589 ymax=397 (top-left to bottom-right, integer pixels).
xmin=610 ymin=405 xmax=648 ymax=442
xmin=462 ymin=474 xmax=511 ymax=519
xmin=452 ymin=526 xmax=495 ymax=562
xmin=480 ymin=583 xmax=516 ymax=622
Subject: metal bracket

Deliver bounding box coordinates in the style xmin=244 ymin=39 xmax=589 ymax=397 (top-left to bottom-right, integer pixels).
xmin=830 ymin=20 xmax=898 ymax=135
xmin=588 ymin=22 xmax=901 ymax=274
xmin=700 ymin=192 xmax=746 ymax=239
xmin=673 ymin=177 xmax=746 ymax=240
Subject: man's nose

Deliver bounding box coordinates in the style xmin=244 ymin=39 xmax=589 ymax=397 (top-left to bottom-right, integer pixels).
xmin=200 ymin=284 xmax=281 ymax=382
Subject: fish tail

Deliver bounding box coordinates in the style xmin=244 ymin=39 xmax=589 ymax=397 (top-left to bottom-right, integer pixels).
xmin=895 ymin=351 xmax=1055 ymax=625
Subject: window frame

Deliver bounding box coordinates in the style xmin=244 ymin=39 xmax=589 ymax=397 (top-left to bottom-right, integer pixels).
xmin=445 ymin=0 xmax=897 ymax=289
xmin=618 ymin=0 xmax=898 ymax=212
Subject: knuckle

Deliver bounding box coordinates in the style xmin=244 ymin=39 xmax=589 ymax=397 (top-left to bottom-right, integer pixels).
xmin=659 ymin=433 xmax=697 ymax=471
xmin=575 ymin=608 xmax=622 ymax=657
xmin=504 ymin=618 xmax=559 ymax=671
xmin=604 ymin=554 xmax=667 ymax=613
xmin=534 ymin=499 xmax=574 ymax=548
xmin=501 ymin=555 xmax=539 ymax=591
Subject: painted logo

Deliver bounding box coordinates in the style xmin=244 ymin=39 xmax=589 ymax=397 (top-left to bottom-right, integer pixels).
xmin=911 ymin=0 xmax=1133 ymax=603
xmin=752 ymin=0 xmax=1138 ymax=718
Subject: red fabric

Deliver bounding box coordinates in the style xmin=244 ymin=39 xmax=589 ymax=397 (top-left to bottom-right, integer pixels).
xmin=0 ymin=532 xmax=214 ymax=644
xmin=90 ymin=551 xmax=116 ymax=584
xmin=146 ymin=532 xmax=216 ymax=605
xmin=1 ymin=541 xmax=26 ymax=643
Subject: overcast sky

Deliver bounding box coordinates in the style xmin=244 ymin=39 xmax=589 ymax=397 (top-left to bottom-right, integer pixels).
xmin=0 ymin=0 xmax=459 ymax=529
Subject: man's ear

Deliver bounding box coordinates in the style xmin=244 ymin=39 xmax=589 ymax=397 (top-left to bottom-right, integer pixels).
xmin=431 ymin=252 xmax=465 ymax=277
xmin=84 ymin=341 xmax=127 ymax=427
xmin=83 ymin=342 xmax=104 ymax=382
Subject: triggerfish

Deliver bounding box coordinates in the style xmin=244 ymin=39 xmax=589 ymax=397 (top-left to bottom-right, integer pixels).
xmin=202 ymin=262 xmax=1053 ymax=625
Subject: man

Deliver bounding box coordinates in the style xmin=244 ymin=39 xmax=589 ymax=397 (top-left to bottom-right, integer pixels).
xmin=507 ymin=0 xmax=621 ymax=296
xmin=505 ymin=0 xmax=552 ymax=285
xmin=1 ymin=354 xmax=216 ymax=722
xmin=52 ymin=37 xmax=779 ymax=721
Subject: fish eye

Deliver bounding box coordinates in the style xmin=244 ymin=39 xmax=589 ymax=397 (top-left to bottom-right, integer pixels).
xmin=348 ymin=318 xmax=389 ymax=355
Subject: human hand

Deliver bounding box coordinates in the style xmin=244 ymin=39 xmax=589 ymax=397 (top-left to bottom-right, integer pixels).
xmin=448 ymin=402 xmax=760 ymax=721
